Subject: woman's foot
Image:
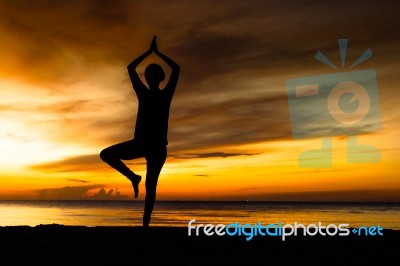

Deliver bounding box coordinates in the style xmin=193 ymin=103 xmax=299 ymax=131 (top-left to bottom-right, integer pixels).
xmin=128 ymin=173 xmax=142 ymax=198
xmin=143 ymin=213 xmax=151 ymax=227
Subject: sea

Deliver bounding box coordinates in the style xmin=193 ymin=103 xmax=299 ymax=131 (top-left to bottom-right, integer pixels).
xmin=0 ymin=201 xmax=399 ymax=229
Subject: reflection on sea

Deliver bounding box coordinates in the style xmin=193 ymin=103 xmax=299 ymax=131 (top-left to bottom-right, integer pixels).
xmin=0 ymin=201 xmax=399 ymax=229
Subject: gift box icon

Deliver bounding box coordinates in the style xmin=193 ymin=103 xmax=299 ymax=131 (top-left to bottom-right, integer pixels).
xmin=286 ymin=39 xmax=382 ymax=167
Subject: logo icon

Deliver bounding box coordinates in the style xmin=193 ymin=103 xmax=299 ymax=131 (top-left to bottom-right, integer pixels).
xmin=286 ymin=39 xmax=381 ymax=167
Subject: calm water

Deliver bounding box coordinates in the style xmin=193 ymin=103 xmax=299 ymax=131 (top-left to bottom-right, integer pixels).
xmin=0 ymin=201 xmax=399 ymax=229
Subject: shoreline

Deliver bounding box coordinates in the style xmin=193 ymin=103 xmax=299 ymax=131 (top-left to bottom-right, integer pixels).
xmin=0 ymin=224 xmax=398 ymax=264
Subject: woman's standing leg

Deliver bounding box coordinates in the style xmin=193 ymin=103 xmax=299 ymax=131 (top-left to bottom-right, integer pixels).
xmin=143 ymin=146 xmax=167 ymax=227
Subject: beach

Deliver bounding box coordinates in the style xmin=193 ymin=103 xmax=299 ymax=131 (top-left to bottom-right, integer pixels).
xmin=0 ymin=225 xmax=398 ymax=265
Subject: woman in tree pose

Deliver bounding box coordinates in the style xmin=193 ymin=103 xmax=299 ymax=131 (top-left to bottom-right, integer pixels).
xmin=100 ymin=36 xmax=180 ymax=227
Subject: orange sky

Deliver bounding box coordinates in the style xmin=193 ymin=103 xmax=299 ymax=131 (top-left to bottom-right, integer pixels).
xmin=0 ymin=1 xmax=399 ymax=201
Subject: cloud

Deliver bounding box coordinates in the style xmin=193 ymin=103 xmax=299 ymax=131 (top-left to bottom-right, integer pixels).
xmin=37 ymin=185 xmax=100 ymax=200
xmin=168 ymin=94 xmax=292 ymax=152
xmin=66 ymin=178 xmax=90 ymax=184
xmin=0 ymin=1 xmax=137 ymax=82
xmin=1 ymin=0 xmax=399 ymax=157
xmin=30 ymin=154 xmax=104 ymax=172
xmin=30 ymin=150 xmax=255 ymax=174
xmin=86 ymin=187 xmax=128 ymax=200
xmin=1 ymin=0 xmax=399 ymax=198
xmin=171 ymin=152 xmax=259 ymax=159
xmin=36 ymin=185 xmax=128 ymax=200
xmin=30 ymin=153 xmax=147 ymax=173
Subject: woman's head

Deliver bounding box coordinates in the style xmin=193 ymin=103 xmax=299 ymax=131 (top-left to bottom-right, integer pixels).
xmin=145 ymin=63 xmax=165 ymax=85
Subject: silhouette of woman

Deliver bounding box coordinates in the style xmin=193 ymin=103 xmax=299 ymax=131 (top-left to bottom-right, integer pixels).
xmin=100 ymin=36 xmax=180 ymax=227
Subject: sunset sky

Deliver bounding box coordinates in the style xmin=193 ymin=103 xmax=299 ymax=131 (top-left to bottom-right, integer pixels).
xmin=0 ymin=0 xmax=399 ymax=201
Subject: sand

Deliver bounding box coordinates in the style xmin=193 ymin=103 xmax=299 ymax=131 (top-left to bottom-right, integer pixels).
xmin=0 ymin=225 xmax=398 ymax=265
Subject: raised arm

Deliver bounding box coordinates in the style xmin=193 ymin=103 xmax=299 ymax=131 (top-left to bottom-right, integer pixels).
xmin=127 ymin=49 xmax=152 ymax=93
xmin=152 ymin=37 xmax=180 ymax=96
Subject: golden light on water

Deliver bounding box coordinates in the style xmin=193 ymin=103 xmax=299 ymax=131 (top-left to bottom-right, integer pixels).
xmin=1 ymin=201 xmax=399 ymax=229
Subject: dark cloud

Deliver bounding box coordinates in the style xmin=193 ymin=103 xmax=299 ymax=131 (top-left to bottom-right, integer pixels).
xmin=85 ymin=187 xmax=128 ymax=200
xmin=31 ymin=150 xmax=254 ymax=173
xmin=30 ymin=153 xmax=146 ymax=173
xmin=171 ymin=152 xmax=259 ymax=160
xmin=169 ymin=0 xmax=400 ymax=86
xmin=1 ymin=0 xmax=399 ymax=85
xmin=195 ymin=152 xmax=256 ymax=158
xmin=168 ymin=94 xmax=292 ymax=152
xmin=1 ymin=0 xmax=399 ymax=167
xmin=66 ymin=178 xmax=90 ymax=184
xmin=37 ymin=184 xmax=100 ymax=200
xmin=0 ymin=0 xmax=136 ymax=79
xmin=36 ymin=185 xmax=128 ymax=200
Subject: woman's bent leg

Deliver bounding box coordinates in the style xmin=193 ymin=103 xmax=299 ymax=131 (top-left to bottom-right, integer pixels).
xmin=100 ymin=140 xmax=145 ymax=197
